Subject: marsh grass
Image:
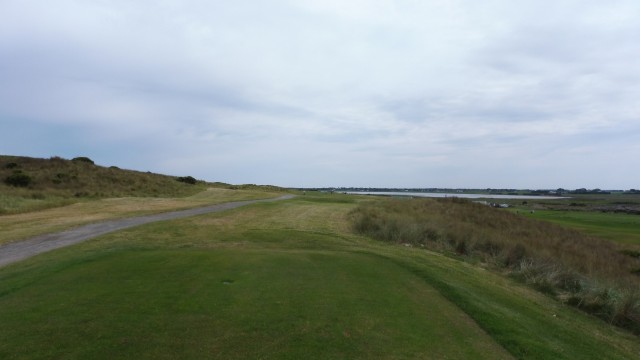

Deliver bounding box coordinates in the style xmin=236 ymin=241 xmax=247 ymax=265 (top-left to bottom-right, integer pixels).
xmin=350 ymin=197 xmax=640 ymax=333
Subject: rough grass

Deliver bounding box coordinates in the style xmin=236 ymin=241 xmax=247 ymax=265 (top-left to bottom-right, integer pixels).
xmin=0 ymin=188 xmax=285 ymax=245
xmin=0 ymin=155 xmax=213 ymax=214
xmin=350 ymin=197 xmax=640 ymax=334
xmin=1 ymin=194 xmax=640 ymax=358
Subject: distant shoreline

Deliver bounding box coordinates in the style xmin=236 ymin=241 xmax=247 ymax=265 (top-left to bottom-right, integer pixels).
xmin=345 ymin=191 xmax=568 ymax=200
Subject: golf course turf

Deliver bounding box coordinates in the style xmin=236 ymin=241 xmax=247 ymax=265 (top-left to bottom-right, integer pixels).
xmin=1 ymin=193 xmax=639 ymax=359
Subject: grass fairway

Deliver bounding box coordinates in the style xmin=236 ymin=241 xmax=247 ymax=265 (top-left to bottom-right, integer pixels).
xmin=1 ymin=194 xmax=639 ymax=359
xmin=0 ymin=249 xmax=509 ymax=359
xmin=522 ymin=210 xmax=640 ymax=246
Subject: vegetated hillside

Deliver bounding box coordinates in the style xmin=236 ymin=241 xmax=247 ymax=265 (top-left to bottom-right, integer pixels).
xmin=0 ymin=155 xmax=208 ymax=213
xmin=351 ymin=197 xmax=640 ymax=334
xmin=0 ymin=155 xmax=206 ymax=198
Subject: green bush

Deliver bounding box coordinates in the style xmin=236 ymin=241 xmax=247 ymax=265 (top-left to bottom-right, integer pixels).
xmin=72 ymin=157 xmax=94 ymax=165
xmin=4 ymin=172 xmax=32 ymax=187
xmin=621 ymin=249 xmax=640 ymax=258
xmin=176 ymin=176 xmax=197 ymax=185
xmin=5 ymin=162 xmax=18 ymax=169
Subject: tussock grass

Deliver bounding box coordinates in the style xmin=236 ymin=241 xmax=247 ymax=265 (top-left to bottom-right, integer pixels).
xmin=350 ymin=197 xmax=640 ymax=333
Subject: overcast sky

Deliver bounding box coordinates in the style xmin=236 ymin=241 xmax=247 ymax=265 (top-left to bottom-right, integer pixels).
xmin=1 ymin=1 xmax=638 ymax=189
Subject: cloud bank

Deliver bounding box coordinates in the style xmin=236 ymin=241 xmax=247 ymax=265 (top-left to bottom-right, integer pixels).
xmin=1 ymin=0 xmax=639 ymax=188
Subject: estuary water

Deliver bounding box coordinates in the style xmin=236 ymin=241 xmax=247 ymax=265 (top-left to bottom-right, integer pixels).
xmin=345 ymin=191 xmax=567 ymax=200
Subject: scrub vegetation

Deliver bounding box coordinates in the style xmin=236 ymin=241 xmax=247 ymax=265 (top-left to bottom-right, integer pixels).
xmin=0 ymin=155 xmax=206 ymax=214
xmin=350 ymin=197 xmax=640 ymax=334
xmin=0 ymin=155 xmax=284 ymax=214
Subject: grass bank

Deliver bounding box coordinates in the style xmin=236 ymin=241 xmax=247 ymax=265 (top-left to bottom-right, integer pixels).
xmin=0 ymin=155 xmax=212 ymax=214
xmin=1 ymin=194 xmax=639 ymax=358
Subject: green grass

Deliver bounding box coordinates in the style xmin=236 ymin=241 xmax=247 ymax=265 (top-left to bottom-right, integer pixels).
xmin=380 ymin=252 xmax=640 ymax=359
xmin=0 ymin=187 xmax=285 ymax=245
xmin=0 ymin=155 xmax=288 ymax=215
xmin=0 ymin=155 xmax=212 ymax=214
xmin=1 ymin=194 xmax=639 ymax=358
xmin=0 ymin=193 xmax=77 ymax=214
xmin=521 ymin=210 xmax=640 ymax=246
xmin=350 ymin=197 xmax=640 ymax=333
xmin=0 ymin=249 xmax=510 ymax=359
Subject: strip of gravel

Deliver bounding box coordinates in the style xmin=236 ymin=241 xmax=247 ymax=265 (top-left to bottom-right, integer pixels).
xmin=0 ymin=194 xmax=295 ymax=268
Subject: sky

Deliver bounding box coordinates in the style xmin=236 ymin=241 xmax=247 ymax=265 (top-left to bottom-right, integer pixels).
xmin=1 ymin=1 xmax=639 ymax=189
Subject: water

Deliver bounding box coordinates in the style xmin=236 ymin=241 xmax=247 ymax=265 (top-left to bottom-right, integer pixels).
xmin=345 ymin=191 xmax=567 ymax=200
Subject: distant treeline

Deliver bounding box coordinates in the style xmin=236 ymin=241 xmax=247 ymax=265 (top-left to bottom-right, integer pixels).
xmin=299 ymin=187 xmax=639 ymax=195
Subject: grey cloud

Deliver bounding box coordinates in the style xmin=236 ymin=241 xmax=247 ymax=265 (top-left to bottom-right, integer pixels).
xmin=1 ymin=1 xmax=639 ymax=188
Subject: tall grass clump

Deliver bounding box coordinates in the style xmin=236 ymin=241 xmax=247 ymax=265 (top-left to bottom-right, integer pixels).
xmin=350 ymin=197 xmax=640 ymax=334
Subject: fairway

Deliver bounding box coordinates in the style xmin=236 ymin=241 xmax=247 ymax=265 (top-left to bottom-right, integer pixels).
xmin=1 ymin=194 xmax=639 ymax=359
xmin=522 ymin=210 xmax=640 ymax=246
xmin=0 ymin=248 xmax=509 ymax=359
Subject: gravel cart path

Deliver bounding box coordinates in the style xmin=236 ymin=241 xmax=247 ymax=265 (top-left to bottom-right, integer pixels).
xmin=0 ymin=194 xmax=295 ymax=268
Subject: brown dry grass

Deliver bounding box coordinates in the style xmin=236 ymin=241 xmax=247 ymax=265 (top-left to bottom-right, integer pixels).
xmin=350 ymin=197 xmax=640 ymax=333
xmin=0 ymin=188 xmax=283 ymax=245
xmin=0 ymin=155 xmax=206 ymax=200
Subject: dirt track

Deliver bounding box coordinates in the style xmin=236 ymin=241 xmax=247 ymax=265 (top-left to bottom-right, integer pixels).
xmin=0 ymin=194 xmax=295 ymax=268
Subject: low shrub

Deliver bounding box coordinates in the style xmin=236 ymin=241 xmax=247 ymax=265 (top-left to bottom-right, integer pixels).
xmin=610 ymin=289 xmax=640 ymax=329
xmin=176 ymin=176 xmax=197 ymax=185
xmin=46 ymin=156 xmax=67 ymax=166
xmin=621 ymin=249 xmax=640 ymax=258
xmin=72 ymin=157 xmax=94 ymax=164
xmin=507 ymin=244 xmax=527 ymax=265
xmin=4 ymin=172 xmax=32 ymax=187
xmin=5 ymin=162 xmax=18 ymax=169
